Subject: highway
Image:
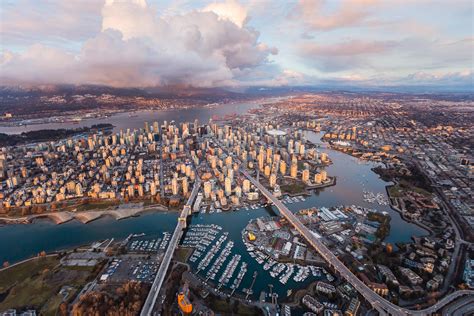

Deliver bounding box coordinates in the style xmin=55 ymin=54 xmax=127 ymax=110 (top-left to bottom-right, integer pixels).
xmin=139 ymin=139 xmax=472 ymax=315
xmin=441 ymin=292 xmax=474 ymax=316
xmin=140 ymin=178 xmax=201 ymax=316
xmin=240 ymin=168 xmax=474 ymax=316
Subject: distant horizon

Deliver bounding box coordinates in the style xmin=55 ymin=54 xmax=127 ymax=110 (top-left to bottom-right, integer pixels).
xmin=1 ymin=0 xmax=472 ymax=91
xmin=1 ymin=82 xmax=473 ymax=94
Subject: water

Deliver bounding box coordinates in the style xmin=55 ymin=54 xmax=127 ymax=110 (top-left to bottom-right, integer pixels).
xmin=0 ymin=112 xmax=428 ymax=304
xmin=183 ymin=131 xmax=428 ymax=301
xmin=0 ymin=100 xmax=261 ymax=134
xmin=302 ymin=130 xmax=427 ymax=245
xmin=0 ymin=212 xmax=177 ymax=265
xmin=187 ymin=209 xmax=331 ymax=303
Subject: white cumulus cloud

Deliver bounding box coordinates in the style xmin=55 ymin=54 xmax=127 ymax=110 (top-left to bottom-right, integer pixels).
xmin=0 ymin=0 xmax=278 ymax=88
xmin=202 ymin=0 xmax=249 ymax=28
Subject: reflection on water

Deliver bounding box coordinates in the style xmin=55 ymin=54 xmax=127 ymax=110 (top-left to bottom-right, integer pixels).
xmin=302 ymin=130 xmax=427 ymax=244
xmin=181 ymin=131 xmax=428 ymax=300
xmin=0 ymin=212 xmax=177 ymax=264
xmin=0 ymin=101 xmax=261 ymax=134
xmin=0 ymin=131 xmax=427 ymax=264
xmin=0 ymin=113 xmax=428 ymax=305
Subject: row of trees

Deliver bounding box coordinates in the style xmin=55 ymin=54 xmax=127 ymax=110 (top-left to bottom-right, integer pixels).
xmin=71 ymin=281 xmax=148 ymax=316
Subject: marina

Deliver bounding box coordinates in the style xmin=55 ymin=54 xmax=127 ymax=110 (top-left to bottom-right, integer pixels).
xmin=127 ymin=232 xmax=171 ymax=253
xmin=183 ymin=213 xmax=337 ymax=301
xmin=0 ymin=130 xmax=428 ymax=305
xmin=363 ymin=190 xmax=389 ymax=205
xmin=179 ymin=131 xmax=427 ymax=302
xmin=198 ymin=200 xmax=296 ymax=214
xmin=182 ymin=224 xmax=255 ymax=297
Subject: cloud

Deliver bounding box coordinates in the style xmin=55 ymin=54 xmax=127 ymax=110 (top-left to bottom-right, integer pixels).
xmin=300 ymin=40 xmax=395 ymax=56
xmin=396 ymin=38 xmax=474 ymax=69
xmin=336 ymin=70 xmax=474 ymax=89
xmin=288 ymin=69 xmax=474 ymax=91
xmin=102 ymin=0 xmax=158 ymax=40
xmin=202 ymin=0 xmax=248 ymax=28
xmin=294 ymin=0 xmax=380 ymax=31
xmin=0 ymin=0 xmax=102 ymax=46
xmin=1 ymin=0 xmax=472 ymax=90
xmin=0 ymin=45 xmax=77 ymax=84
xmin=0 ymin=0 xmax=277 ymax=88
xmin=402 ymin=70 xmax=473 ymax=87
xmin=297 ymin=36 xmax=473 ymax=74
xmin=299 ymin=40 xmax=396 ymax=71
xmin=230 ymin=63 xmax=308 ymax=87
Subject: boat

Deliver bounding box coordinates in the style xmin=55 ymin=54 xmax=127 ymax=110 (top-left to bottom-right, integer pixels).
xmin=231 ymin=262 xmax=248 ymax=291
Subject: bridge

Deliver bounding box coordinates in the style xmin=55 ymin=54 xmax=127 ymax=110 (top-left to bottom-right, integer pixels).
xmin=140 ymin=178 xmax=201 ymax=316
xmin=241 ymin=168 xmax=474 ymax=316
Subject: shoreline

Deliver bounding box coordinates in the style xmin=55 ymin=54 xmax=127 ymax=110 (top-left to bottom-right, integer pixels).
xmin=0 ymin=203 xmax=170 ymax=226
xmin=318 ymin=138 xmax=456 ymax=248
xmin=383 ymin=182 xmax=434 ymax=236
xmin=0 ymin=99 xmax=266 ymax=134
xmin=281 ymin=176 xmax=337 ymax=197
xmin=0 ymin=253 xmax=59 ymax=272
xmin=313 ymin=134 xmax=432 ymax=239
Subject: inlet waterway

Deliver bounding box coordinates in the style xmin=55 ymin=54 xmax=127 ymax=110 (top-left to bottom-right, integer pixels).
xmin=184 ymin=130 xmax=428 ymax=302
xmin=0 ymin=108 xmax=428 ymax=304
xmin=0 ymin=100 xmax=263 ymax=134
xmin=0 ymin=212 xmax=178 ymax=265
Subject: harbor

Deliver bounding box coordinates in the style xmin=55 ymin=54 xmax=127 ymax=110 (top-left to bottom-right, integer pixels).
xmin=182 ymin=212 xmax=338 ymax=302
xmin=178 ymin=130 xmax=428 ymax=303
xmin=127 ymin=232 xmax=171 ymax=253
xmin=182 ymin=224 xmax=253 ymax=297
xmin=0 ymin=129 xmax=429 ymax=308
xmin=363 ymin=190 xmax=389 ymax=206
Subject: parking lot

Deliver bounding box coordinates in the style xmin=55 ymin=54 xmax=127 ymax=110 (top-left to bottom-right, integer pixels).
xmin=99 ymin=256 xmax=160 ymax=284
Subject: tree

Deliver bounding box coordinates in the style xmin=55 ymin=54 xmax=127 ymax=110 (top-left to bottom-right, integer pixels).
xmin=59 ymin=302 xmax=68 ymax=316
xmin=232 ymin=301 xmax=239 ymax=313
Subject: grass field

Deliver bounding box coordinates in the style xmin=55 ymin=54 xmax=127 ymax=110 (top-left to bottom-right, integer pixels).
xmin=75 ymin=200 xmax=119 ymax=212
xmin=281 ymin=181 xmax=306 ymax=195
xmin=388 ymin=181 xmax=431 ymax=199
xmin=387 ymin=185 xmax=403 ymax=198
xmin=0 ymin=255 xmax=98 ymax=312
xmin=174 ymin=247 xmax=193 ymax=263
xmin=0 ymin=256 xmax=60 ymax=292
xmin=40 ymin=294 xmax=64 ymax=316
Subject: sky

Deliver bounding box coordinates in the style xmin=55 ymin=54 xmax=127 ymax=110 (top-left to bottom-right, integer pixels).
xmin=0 ymin=0 xmax=473 ymax=90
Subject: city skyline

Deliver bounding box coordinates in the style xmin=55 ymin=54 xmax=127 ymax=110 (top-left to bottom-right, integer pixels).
xmin=1 ymin=94 xmax=472 ymax=315
xmin=1 ymin=0 xmax=473 ymax=90
xmin=0 ymin=1 xmax=473 ymax=315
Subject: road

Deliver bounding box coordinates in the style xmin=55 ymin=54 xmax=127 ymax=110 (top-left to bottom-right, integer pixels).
xmin=411 ymin=159 xmax=472 ymax=296
xmin=140 ymin=178 xmax=201 ymax=316
xmin=240 ymin=168 xmax=474 ymax=316
xmin=441 ymin=293 xmax=474 ymax=316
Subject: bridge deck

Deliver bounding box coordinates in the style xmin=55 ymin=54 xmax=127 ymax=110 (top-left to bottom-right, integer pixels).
xmin=140 ymin=179 xmax=201 ymax=316
xmin=241 ymin=168 xmax=473 ymax=316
